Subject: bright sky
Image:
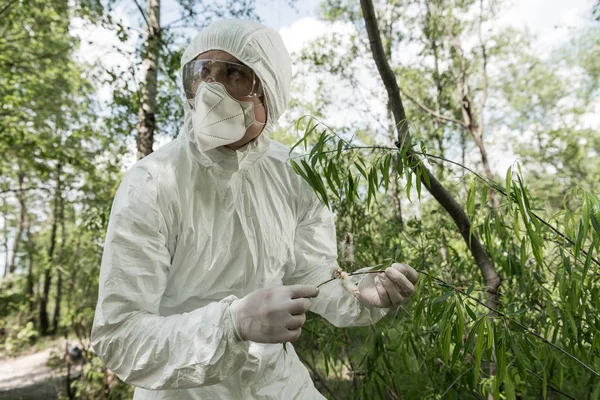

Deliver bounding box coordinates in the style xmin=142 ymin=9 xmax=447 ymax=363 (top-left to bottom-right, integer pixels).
xmin=70 ymin=0 xmax=596 ymax=170
xmin=0 ymin=0 xmax=596 ymax=276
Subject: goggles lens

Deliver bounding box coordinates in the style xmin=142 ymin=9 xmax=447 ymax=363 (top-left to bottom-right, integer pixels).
xmin=182 ymin=59 xmax=263 ymax=100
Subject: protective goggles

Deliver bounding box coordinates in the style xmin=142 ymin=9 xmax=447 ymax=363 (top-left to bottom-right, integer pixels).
xmin=182 ymin=59 xmax=264 ymax=100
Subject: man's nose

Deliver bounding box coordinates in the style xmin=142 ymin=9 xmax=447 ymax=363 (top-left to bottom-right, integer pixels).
xmin=205 ymin=75 xmax=216 ymax=83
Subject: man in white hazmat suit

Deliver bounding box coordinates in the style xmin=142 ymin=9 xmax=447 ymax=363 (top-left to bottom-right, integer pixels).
xmin=91 ymin=19 xmax=419 ymax=399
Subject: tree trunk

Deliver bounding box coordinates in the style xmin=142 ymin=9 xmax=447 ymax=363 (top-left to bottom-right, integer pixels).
xmin=5 ymin=171 xmax=26 ymax=287
xmin=40 ymin=162 xmax=61 ymax=335
xmin=426 ymin=0 xmax=447 ymax=178
xmin=2 ymin=196 xmax=9 ymax=279
xmin=51 ymin=193 xmax=66 ymax=334
xmin=136 ymin=0 xmax=161 ymax=160
xmin=25 ymin=214 xmax=35 ymax=313
xmin=359 ymin=0 xmax=501 ymax=310
xmin=461 ymin=96 xmax=501 ymax=210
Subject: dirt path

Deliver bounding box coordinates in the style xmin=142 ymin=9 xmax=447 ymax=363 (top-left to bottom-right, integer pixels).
xmin=0 ymin=348 xmax=60 ymax=399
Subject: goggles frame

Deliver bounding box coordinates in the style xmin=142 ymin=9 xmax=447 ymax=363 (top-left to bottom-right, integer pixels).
xmin=182 ymin=58 xmax=264 ymax=101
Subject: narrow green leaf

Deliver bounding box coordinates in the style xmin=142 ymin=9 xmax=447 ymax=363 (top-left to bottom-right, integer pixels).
xmin=474 ymin=319 xmax=485 ymax=384
xmin=513 ymin=211 xmax=521 ymax=240
xmin=433 ymin=289 xmax=454 ymax=304
xmin=465 ymin=304 xmax=477 ymax=320
xmin=405 ymin=169 xmax=413 ymax=202
xmin=290 ymin=118 xmax=318 ymax=154
xmin=484 ymin=317 xmax=494 ymax=349
xmin=575 ymin=221 xmax=585 ymax=259
xmin=347 ymin=173 xmax=355 ymax=205
xmin=591 ymin=214 xmax=600 ymax=238
xmin=355 ymin=161 xmax=367 ymax=179
xmin=496 ymin=338 xmax=506 ymax=382
xmin=467 ymin=176 xmax=476 ymax=217
xmin=484 ymin=218 xmax=493 ymax=252
xmin=480 ymin=182 xmax=488 ymax=206
xmin=452 ymin=302 xmax=465 ymax=363
xmin=415 ymin=165 xmax=422 ymax=199
xmin=520 ymin=237 xmax=527 ymax=268
xmin=381 ymin=153 xmax=391 ymax=192
xmin=466 ymin=284 xmax=475 ymax=296
xmin=396 ymin=151 xmax=404 ymax=176
xmin=505 ymin=372 xmax=516 ymax=400
xmin=505 ymin=166 xmax=513 ymax=201
xmin=336 ymin=139 xmax=344 ymax=158
xmin=442 ymin=320 xmax=452 ymax=364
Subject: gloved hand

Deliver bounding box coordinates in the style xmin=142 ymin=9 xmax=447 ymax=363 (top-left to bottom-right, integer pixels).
xmin=229 ymin=285 xmax=319 ymax=344
xmin=357 ymin=263 xmax=418 ymax=308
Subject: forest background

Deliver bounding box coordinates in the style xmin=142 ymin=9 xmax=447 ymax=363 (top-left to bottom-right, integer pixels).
xmin=1 ymin=0 xmax=599 ymax=398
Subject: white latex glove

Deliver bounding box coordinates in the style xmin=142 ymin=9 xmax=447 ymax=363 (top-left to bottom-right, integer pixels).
xmin=357 ymin=263 xmax=419 ymax=308
xmin=229 ymin=285 xmax=319 ymax=344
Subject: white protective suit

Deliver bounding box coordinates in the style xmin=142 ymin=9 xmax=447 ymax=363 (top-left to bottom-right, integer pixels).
xmin=91 ymin=19 xmax=389 ymax=399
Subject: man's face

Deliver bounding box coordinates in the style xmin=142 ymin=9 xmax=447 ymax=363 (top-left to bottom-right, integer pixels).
xmin=194 ymin=50 xmax=267 ymax=150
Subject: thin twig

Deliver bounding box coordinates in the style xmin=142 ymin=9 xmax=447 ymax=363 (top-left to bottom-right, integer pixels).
xmin=525 ymin=369 xmax=577 ymax=399
xmin=132 ymin=0 xmax=149 ymax=30
xmin=400 ymin=88 xmax=468 ymax=129
xmin=440 ymin=366 xmax=474 ymax=398
xmin=317 ymin=270 xmax=382 ymax=288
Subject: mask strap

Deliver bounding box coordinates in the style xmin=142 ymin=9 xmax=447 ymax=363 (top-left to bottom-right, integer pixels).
xmin=254 ymin=103 xmax=266 ymax=125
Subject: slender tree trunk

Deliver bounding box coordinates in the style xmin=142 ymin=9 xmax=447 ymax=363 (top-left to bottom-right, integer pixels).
xmin=2 ymin=196 xmax=9 ymax=279
xmin=51 ymin=194 xmax=66 ymax=334
xmin=461 ymin=96 xmax=501 ymax=210
xmin=359 ymin=0 xmax=501 ymax=309
xmin=426 ymin=0 xmax=447 ymax=178
xmin=40 ymin=162 xmax=61 ymax=335
xmin=136 ymin=0 xmax=161 ymax=159
xmin=26 ymin=215 xmax=35 ymax=314
xmin=6 ymin=171 xmax=26 ymax=285
xmin=66 ymin=235 xmax=81 ymax=332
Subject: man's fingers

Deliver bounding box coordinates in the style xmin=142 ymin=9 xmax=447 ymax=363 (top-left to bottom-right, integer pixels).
xmin=288 ymin=298 xmax=311 ymax=315
xmin=288 ymin=285 xmax=320 ymax=299
xmin=379 ymin=274 xmax=405 ymax=306
xmin=285 ymin=327 xmax=303 ymax=342
xmin=385 ymin=267 xmax=415 ymax=297
xmin=285 ymin=313 xmax=306 ymax=330
xmin=391 ymin=263 xmax=419 ymax=285
xmin=375 ymin=274 xmax=392 ymax=307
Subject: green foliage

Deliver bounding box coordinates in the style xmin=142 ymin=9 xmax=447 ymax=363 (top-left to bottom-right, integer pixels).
xmin=2 ymin=322 xmax=39 ymax=357
xmin=290 ymin=114 xmax=600 ymax=398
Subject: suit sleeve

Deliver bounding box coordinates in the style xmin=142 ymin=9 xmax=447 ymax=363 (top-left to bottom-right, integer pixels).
xmin=282 ymin=186 xmax=389 ymax=327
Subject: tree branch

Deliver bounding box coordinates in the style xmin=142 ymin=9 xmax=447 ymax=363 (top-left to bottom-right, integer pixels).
xmin=132 ymin=0 xmax=150 ymax=30
xmin=478 ymin=0 xmax=489 ymax=133
xmin=400 ymin=87 xmax=468 ymax=129
xmin=359 ymin=0 xmax=501 ymax=310
xmin=440 ymin=366 xmax=474 ymax=398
